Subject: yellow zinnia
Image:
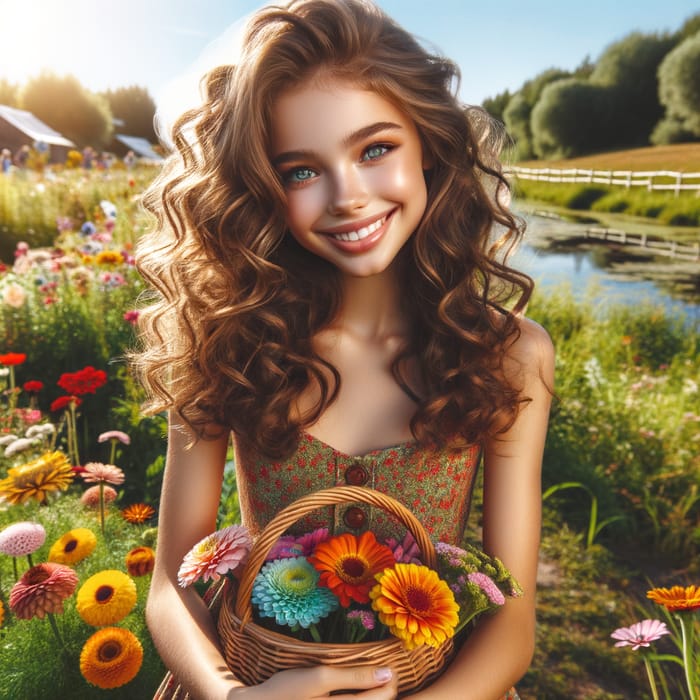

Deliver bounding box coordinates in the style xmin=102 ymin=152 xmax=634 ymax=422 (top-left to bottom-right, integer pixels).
xmin=0 ymin=451 xmax=73 ymax=504
xmin=95 ymin=250 xmax=124 ymax=265
xmin=80 ymin=626 xmax=143 ymax=689
xmin=48 ymin=528 xmax=97 ymax=565
xmin=370 ymin=563 xmax=459 ymax=650
xmin=76 ymin=570 xmax=137 ymax=626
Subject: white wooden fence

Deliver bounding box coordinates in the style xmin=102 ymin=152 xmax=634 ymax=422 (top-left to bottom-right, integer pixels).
xmin=510 ymin=166 xmax=700 ymax=196
xmin=583 ymin=227 xmax=700 ymax=261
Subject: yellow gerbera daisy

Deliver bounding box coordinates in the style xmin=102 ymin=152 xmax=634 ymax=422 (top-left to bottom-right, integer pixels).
xmin=0 ymin=451 xmax=73 ymax=504
xmin=95 ymin=250 xmax=124 ymax=266
xmin=48 ymin=528 xmax=97 ymax=565
xmin=370 ymin=563 xmax=459 ymax=650
xmin=647 ymin=585 xmax=700 ymax=612
xmin=80 ymin=626 xmax=143 ymax=689
xmin=76 ymin=570 xmax=137 ymax=626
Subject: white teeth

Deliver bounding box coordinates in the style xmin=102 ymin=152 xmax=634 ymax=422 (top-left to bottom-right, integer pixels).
xmin=331 ymin=216 xmax=386 ymax=242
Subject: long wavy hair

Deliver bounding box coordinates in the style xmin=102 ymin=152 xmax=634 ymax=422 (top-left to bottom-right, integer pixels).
xmin=134 ymin=0 xmax=533 ymax=458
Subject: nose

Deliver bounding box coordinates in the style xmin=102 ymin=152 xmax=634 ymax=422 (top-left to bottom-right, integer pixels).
xmin=327 ymin=165 xmax=369 ymax=215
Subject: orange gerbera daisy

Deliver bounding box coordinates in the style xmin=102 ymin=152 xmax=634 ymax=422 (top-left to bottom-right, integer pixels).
xmin=647 ymin=585 xmax=700 ymax=612
xmin=121 ymin=503 xmax=155 ymax=524
xmin=370 ymin=563 xmax=459 ymax=650
xmin=310 ymin=531 xmax=395 ymax=607
xmin=80 ymin=626 xmax=143 ymax=689
xmin=125 ymin=546 xmax=155 ymax=577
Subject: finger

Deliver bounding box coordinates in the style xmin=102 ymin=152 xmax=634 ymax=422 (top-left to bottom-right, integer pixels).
xmin=307 ymin=665 xmax=395 ymax=694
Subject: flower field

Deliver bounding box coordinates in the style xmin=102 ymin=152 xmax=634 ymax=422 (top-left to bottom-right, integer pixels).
xmin=0 ymin=166 xmax=698 ymax=698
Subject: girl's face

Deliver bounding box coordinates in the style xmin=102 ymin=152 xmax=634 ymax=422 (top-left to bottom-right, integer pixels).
xmin=270 ymin=80 xmax=429 ymax=278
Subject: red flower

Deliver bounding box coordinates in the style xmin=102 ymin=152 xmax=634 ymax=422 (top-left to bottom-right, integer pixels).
xmin=23 ymin=380 xmax=44 ymax=393
xmin=50 ymin=396 xmax=82 ymax=412
xmin=0 ymin=353 xmax=27 ymax=366
xmin=57 ymin=367 xmax=107 ymax=395
xmin=122 ymin=310 xmax=139 ymax=325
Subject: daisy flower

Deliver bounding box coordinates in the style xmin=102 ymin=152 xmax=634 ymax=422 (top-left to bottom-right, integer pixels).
xmin=9 ymin=562 xmax=78 ymax=619
xmin=178 ymin=524 xmax=251 ymax=587
xmin=80 ymin=627 xmax=143 ymax=689
xmin=611 ymin=619 xmax=671 ymax=650
xmin=76 ymin=570 xmax=137 ymax=626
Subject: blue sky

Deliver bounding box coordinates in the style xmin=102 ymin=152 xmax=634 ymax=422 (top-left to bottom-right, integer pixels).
xmin=1 ymin=0 xmax=698 ymax=107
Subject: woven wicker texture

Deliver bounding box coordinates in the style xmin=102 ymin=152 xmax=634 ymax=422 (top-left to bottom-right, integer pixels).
xmin=218 ymin=485 xmax=454 ymax=696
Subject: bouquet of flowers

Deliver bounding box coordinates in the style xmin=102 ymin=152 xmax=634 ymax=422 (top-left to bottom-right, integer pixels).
xmin=178 ymin=486 xmax=521 ymax=695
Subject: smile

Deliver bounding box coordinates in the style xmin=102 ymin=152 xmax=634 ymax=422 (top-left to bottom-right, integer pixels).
xmin=329 ymin=215 xmax=386 ymax=242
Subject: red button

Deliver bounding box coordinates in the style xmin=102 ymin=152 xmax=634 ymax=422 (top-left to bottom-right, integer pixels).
xmin=343 ymin=506 xmax=366 ymax=529
xmin=345 ymin=465 xmax=368 ymax=485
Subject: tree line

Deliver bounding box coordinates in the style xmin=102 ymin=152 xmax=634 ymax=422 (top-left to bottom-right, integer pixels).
xmin=482 ymin=13 xmax=700 ymax=161
xmin=0 ymin=74 xmax=156 ymax=150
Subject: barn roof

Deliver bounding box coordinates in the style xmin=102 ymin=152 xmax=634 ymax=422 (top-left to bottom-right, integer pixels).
xmin=114 ymin=134 xmax=163 ymax=161
xmin=0 ymin=104 xmax=76 ymax=148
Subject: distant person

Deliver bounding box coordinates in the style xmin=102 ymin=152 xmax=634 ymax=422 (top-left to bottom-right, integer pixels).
xmin=82 ymin=146 xmax=96 ymax=169
xmin=123 ymin=150 xmax=136 ymax=169
xmin=1 ymin=149 xmax=11 ymax=173
xmin=13 ymin=144 xmax=30 ymax=168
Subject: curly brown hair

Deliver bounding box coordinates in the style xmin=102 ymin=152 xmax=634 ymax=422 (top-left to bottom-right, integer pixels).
xmin=134 ymin=0 xmax=533 ymax=459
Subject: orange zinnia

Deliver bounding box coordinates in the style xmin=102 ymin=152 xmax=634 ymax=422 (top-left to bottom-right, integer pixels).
xmin=310 ymin=531 xmax=395 ymax=607
xmin=647 ymin=585 xmax=700 ymax=612
xmin=370 ymin=563 xmax=459 ymax=650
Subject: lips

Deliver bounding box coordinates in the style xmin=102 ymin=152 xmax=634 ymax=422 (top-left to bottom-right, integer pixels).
xmin=318 ymin=208 xmax=397 ymax=252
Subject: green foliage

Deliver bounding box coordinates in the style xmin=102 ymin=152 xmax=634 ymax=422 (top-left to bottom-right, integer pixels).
xmin=0 ymin=496 xmax=165 ymax=698
xmin=20 ymin=73 xmax=113 ymax=149
xmin=654 ymin=31 xmax=700 ymax=143
xmin=481 ymin=89 xmax=511 ymax=126
xmin=503 ymin=69 xmax=571 ymax=161
xmin=528 ymin=288 xmax=700 ymax=566
xmin=101 ymin=86 xmax=157 ymax=142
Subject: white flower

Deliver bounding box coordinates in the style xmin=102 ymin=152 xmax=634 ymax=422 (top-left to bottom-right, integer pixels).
xmin=0 ymin=434 xmax=19 ymax=446
xmin=25 ymin=424 xmax=55 ymax=438
xmin=2 ymin=283 xmax=27 ymax=308
xmin=0 ymin=368 xmax=9 ymax=378
xmin=682 ymin=379 xmax=698 ymax=395
xmin=583 ymin=357 xmax=604 ymax=389
xmin=4 ymin=438 xmax=38 ymax=457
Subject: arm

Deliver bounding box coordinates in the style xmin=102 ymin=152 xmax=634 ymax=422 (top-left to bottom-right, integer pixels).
xmin=147 ymin=414 xmax=400 ymax=700
xmin=412 ymin=317 xmax=554 ymax=699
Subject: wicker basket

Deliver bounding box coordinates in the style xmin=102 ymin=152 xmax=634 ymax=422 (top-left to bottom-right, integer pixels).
xmin=217 ymin=485 xmax=455 ymax=696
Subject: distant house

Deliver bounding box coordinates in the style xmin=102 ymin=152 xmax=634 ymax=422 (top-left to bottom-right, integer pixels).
xmin=0 ymin=104 xmax=76 ymax=164
xmin=111 ymin=134 xmax=163 ymax=162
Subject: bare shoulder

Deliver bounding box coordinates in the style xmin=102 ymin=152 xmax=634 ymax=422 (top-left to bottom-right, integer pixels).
xmin=504 ymin=314 xmax=555 ymax=388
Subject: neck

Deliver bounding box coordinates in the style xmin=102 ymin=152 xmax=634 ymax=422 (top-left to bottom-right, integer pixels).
xmin=336 ymin=265 xmax=407 ymax=341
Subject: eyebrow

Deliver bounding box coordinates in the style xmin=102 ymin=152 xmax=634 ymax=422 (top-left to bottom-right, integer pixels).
xmin=272 ymin=121 xmax=403 ymax=167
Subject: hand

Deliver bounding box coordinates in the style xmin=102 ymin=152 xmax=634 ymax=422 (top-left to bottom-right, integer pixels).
xmin=228 ymin=665 xmax=398 ymax=700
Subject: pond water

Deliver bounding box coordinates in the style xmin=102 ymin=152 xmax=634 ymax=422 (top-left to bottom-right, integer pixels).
xmin=511 ymin=216 xmax=700 ymax=325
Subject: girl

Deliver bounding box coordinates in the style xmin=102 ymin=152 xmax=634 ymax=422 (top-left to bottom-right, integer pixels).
xmin=136 ymin=1 xmax=554 ymax=698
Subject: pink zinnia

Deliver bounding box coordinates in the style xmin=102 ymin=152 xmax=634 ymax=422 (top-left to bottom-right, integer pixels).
xmin=467 ymin=572 xmax=506 ymax=606
xmin=9 ymin=562 xmax=78 ymax=619
xmin=611 ymin=619 xmax=671 ymax=651
xmin=178 ymin=525 xmax=252 ymax=587
xmin=0 ymin=521 xmax=46 ymax=556
xmin=81 ymin=484 xmax=118 ymax=508
xmin=385 ymin=532 xmax=422 ymax=564
xmin=80 ymin=462 xmax=125 ymax=486
xmin=97 ymin=430 xmax=130 ymax=445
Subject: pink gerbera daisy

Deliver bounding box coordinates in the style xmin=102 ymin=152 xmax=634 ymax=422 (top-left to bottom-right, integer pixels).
xmin=81 ymin=485 xmax=118 ymax=508
xmin=178 ymin=525 xmax=252 ymax=587
xmin=80 ymin=462 xmax=125 ymax=486
xmin=611 ymin=619 xmax=671 ymax=650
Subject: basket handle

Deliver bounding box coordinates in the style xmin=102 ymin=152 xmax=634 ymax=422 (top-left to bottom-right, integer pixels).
xmin=235 ymin=485 xmax=437 ymax=623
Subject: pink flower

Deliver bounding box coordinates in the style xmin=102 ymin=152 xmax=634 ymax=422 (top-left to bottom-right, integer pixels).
xmin=178 ymin=525 xmax=252 ymax=587
xmin=81 ymin=484 xmax=118 ymax=508
xmin=80 ymin=462 xmax=125 ymax=486
xmin=385 ymin=532 xmax=422 ymax=564
xmin=347 ymin=609 xmax=376 ymax=630
xmin=611 ymin=619 xmax=671 ymax=651
xmin=467 ymin=572 xmax=506 ymax=606
xmin=123 ymin=310 xmax=139 ymax=325
xmin=0 ymin=521 xmax=46 ymax=556
xmin=266 ymin=528 xmax=330 ymax=561
xmin=9 ymin=562 xmax=78 ymax=619
xmin=98 ymin=430 xmax=131 ymax=445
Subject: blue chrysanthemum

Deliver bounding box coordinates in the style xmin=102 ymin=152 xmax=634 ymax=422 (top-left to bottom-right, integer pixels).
xmin=252 ymin=556 xmax=339 ymax=628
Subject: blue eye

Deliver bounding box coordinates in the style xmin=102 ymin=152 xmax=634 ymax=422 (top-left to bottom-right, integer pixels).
xmin=285 ymin=167 xmax=316 ymax=185
xmin=362 ymin=144 xmax=391 ymax=161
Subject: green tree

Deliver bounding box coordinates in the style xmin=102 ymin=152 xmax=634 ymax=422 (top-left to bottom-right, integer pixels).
xmin=0 ymin=79 xmax=18 ymax=107
xmin=102 ymin=85 xmax=157 ymax=141
xmin=503 ymin=68 xmax=570 ymax=160
xmin=481 ymin=89 xmax=511 ymax=126
xmin=589 ymin=32 xmax=675 ymax=147
xmin=652 ymin=31 xmax=700 ymax=143
xmin=531 ymin=79 xmax=612 ymax=158
xmin=20 ymin=73 xmax=113 ymax=148
xmin=676 ymin=12 xmax=700 ymax=41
